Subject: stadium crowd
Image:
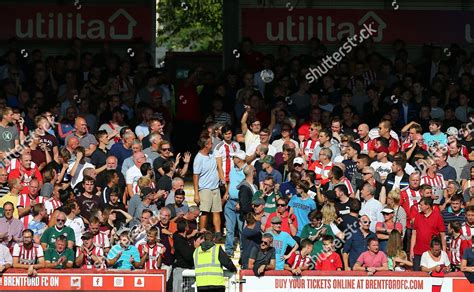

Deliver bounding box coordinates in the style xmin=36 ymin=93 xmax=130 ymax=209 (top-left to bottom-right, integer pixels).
xmin=0 ymin=36 xmax=474 ymax=291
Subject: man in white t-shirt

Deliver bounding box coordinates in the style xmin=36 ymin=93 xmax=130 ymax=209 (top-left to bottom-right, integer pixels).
xmin=246 ymin=128 xmax=277 ymax=165
xmin=126 ymin=152 xmax=147 ymax=195
xmin=370 ymin=142 xmax=392 ymax=183
xmin=271 ymin=123 xmax=299 ymax=154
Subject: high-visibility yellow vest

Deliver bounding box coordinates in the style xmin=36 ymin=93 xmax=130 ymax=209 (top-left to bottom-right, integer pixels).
xmin=193 ymin=245 xmax=225 ymax=287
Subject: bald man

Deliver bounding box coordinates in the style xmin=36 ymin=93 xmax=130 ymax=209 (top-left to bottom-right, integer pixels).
xmin=65 ymin=117 xmax=98 ymax=157
xmin=8 ymin=154 xmax=43 ymax=193
xmin=355 ymin=124 xmax=374 ymax=155
xmin=126 ymin=152 xmax=147 ymax=197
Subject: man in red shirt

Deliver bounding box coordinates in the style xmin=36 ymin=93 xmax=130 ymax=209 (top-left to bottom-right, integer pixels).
xmin=315 ymin=235 xmax=343 ymax=271
xmin=410 ymin=197 xmax=446 ymax=271
xmin=265 ymin=198 xmax=298 ymax=237
xmin=8 ymin=153 xmax=42 ymax=194
xmin=369 ymin=120 xmax=399 ymax=158
xmin=284 ymin=238 xmax=313 ymax=274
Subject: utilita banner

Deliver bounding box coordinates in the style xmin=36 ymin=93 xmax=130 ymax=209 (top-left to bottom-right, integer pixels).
xmin=241 ymin=8 xmax=474 ymax=44
xmin=0 ymin=5 xmax=153 ymax=41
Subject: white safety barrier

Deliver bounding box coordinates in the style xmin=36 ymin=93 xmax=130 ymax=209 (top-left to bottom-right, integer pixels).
xmin=182 ymin=269 xmax=240 ymax=292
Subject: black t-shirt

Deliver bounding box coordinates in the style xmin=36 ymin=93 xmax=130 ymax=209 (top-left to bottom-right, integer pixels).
xmin=91 ymin=148 xmax=107 ymax=168
xmin=156 ymin=175 xmax=172 ymax=193
xmin=460 ymin=138 xmax=474 ymax=154
xmin=76 ymin=193 xmax=102 ymax=220
xmin=153 ymin=156 xmax=168 ymax=180
xmin=335 ymin=197 xmax=356 ymax=217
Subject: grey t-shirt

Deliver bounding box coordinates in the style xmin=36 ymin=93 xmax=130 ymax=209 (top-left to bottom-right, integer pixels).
xmin=249 ymin=246 xmax=275 ymax=275
xmin=0 ymin=124 xmax=19 ymax=152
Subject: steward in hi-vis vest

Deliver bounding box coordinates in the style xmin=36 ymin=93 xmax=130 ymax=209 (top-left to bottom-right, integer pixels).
xmin=193 ymin=231 xmax=237 ymax=291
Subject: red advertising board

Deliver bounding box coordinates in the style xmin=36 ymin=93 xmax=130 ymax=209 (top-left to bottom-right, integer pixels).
xmin=0 ymin=4 xmax=153 ymax=41
xmin=0 ymin=269 xmax=166 ymax=291
xmin=241 ymin=8 xmax=474 ymax=45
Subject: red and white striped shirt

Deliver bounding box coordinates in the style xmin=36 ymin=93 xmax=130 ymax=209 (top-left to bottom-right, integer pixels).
xmin=421 ymin=173 xmax=445 ymax=201
xmin=400 ymin=187 xmax=421 ymax=226
xmin=450 ymin=234 xmax=463 ymax=266
xmin=12 ymin=242 xmax=44 ymax=265
xmin=461 ymin=223 xmax=474 ymax=240
xmin=339 ymin=177 xmax=354 ymax=195
xmin=138 ymin=242 xmax=166 ymax=269
xmin=214 ymin=141 xmax=240 ymax=182
xmin=286 ymin=251 xmax=312 ymax=270
xmin=75 ymin=245 xmax=105 ymax=269
xmin=301 ymin=139 xmax=319 ymax=161
xmin=355 ymin=138 xmax=374 ymax=154
xmin=45 ymin=198 xmax=62 ymax=216
xmin=17 ymin=194 xmax=46 ymax=229
xmin=308 ymin=161 xmax=333 ymax=185
xmin=93 ymin=232 xmax=111 ymax=250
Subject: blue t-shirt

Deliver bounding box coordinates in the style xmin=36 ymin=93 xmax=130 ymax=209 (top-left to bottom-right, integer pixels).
xmin=270 ymin=231 xmax=296 ymax=270
xmin=109 ymin=142 xmax=133 ymax=171
xmin=29 ymin=219 xmax=47 ymax=237
xmin=228 ymin=166 xmax=245 ymax=199
xmin=289 ymin=195 xmax=316 ymax=236
xmin=107 ymin=244 xmax=140 ymax=270
xmin=193 ymin=152 xmax=219 ymax=190
xmin=422 ymin=132 xmax=448 ymax=147
xmin=463 ymin=248 xmax=474 ymax=266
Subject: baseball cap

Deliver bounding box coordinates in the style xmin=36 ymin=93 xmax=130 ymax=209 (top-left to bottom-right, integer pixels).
xmin=259 ymin=155 xmax=275 ymax=165
xmin=271 ymin=216 xmax=282 ymax=224
xmin=446 ymin=127 xmax=458 ymax=136
xmin=293 ymin=157 xmax=304 ymax=165
xmin=252 ymin=198 xmax=265 ymax=206
xmin=231 ymin=150 xmax=246 ymax=161
xmin=81 ymin=231 xmax=93 ymax=240
xmin=381 ymin=207 xmax=394 ymax=214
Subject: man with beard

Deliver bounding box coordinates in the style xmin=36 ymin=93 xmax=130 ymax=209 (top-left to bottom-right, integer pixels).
xmin=106 ymin=230 xmax=141 ymax=270
xmin=44 ymin=235 xmax=74 ymax=269
xmin=13 ymin=229 xmax=45 ymax=276
xmin=40 ymin=211 xmax=75 ymax=250
xmin=138 ymin=226 xmax=166 ymax=269
xmin=75 ymin=231 xmax=105 ymax=269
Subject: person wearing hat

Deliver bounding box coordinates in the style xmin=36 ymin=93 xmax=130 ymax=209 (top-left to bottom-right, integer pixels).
xmin=130 ymin=187 xmax=160 ymax=226
xmin=267 ymin=215 xmax=299 ymax=270
xmin=257 ymin=155 xmax=282 ymax=188
xmin=375 ymin=207 xmax=403 ymax=252
xmin=370 ymin=137 xmax=393 ymax=183
xmin=75 ymin=231 xmax=105 ymax=269
xmin=106 ymin=228 xmax=141 ymax=270
xmin=223 ymin=149 xmax=248 ymax=256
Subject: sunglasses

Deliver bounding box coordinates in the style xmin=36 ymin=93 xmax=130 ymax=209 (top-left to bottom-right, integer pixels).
xmin=361 ymin=221 xmax=370 ymax=224
xmin=161 ymin=148 xmax=171 ymax=151
xmin=57 ymin=219 xmax=66 ymax=222
xmin=277 ymin=204 xmax=287 ymax=207
xmin=272 ymin=222 xmax=282 ymax=225
xmin=261 ymin=241 xmax=271 ymax=245
xmin=294 ymin=163 xmax=303 ymax=167
xmin=362 ymin=173 xmax=372 ymax=175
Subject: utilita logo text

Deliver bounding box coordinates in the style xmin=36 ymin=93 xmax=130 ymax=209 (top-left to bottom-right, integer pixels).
xmin=15 ymin=8 xmax=137 ymax=40
xmin=265 ymin=11 xmax=386 ymax=42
